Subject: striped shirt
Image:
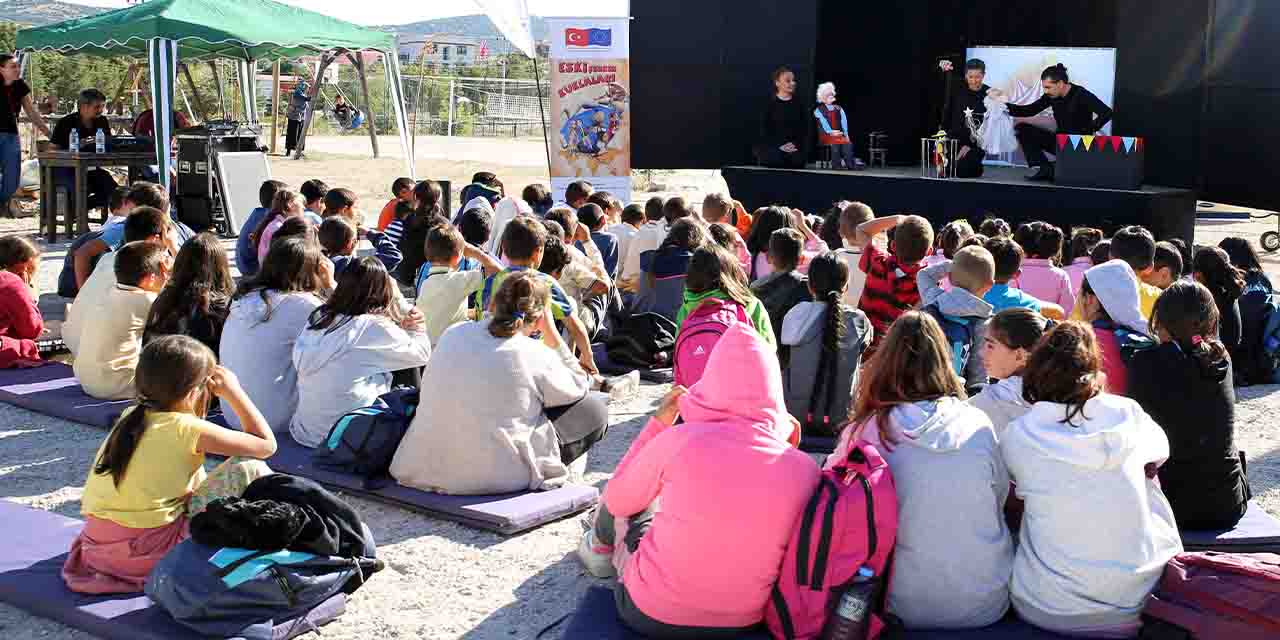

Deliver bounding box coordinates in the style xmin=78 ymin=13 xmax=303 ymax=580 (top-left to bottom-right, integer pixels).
xmin=384 ymin=219 xmax=405 ymax=246
xmin=858 ymin=244 xmax=925 ymax=347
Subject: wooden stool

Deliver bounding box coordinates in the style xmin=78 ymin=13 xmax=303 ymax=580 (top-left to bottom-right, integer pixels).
xmin=868 ymin=132 xmax=888 ymax=169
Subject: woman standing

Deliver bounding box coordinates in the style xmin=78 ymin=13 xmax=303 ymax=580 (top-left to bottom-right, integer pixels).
xmin=0 ymin=55 xmax=50 ymax=216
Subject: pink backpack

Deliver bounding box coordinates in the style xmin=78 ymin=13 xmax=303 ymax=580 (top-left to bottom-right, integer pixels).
xmin=1143 ymin=551 xmax=1280 ymax=639
xmin=766 ymin=440 xmax=899 ymax=640
xmin=673 ymin=298 xmax=751 ymax=388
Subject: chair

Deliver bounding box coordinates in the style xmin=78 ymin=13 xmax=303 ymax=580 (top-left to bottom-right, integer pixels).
xmin=868 ymin=131 xmax=888 ymax=168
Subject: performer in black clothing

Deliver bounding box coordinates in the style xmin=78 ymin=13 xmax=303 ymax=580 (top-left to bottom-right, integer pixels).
xmin=998 ymin=63 xmax=1113 ymax=181
xmin=755 ymin=67 xmax=808 ymax=169
xmin=50 ymin=89 xmax=118 ymax=211
xmin=939 ymin=58 xmax=991 ymax=178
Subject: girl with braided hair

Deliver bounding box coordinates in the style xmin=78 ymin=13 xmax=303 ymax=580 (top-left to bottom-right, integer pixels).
xmin=64 ymin=335 xmax=275 ymax=594
xmin=780 ymin=251 xmax=871 ymax=442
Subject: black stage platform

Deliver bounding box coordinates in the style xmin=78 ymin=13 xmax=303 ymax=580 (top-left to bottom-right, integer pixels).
xmin=722 ymin=165 xmax=1198 ymax=244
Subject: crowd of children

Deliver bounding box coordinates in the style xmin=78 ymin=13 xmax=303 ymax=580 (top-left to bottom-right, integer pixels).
xmin=12 ymin=171 xmax=1275 ymax=638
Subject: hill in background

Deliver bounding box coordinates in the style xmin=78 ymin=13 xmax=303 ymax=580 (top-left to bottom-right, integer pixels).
xmin=376 ymin=14 xmax=552 ymax=42
xmin=0 ymin=0 xmax=96 ymax=26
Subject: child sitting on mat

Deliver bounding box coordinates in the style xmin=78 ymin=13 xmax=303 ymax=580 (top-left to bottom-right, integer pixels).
xmin=1017 ymin=222 xmax=1076 ymax=315
xmin=1077 ymin=260 xmax=1150 ymax=396
xmin=63 ymin=335 xmax=276 ymax=594
xmin=290 ymin=257 xmax=431 ymax=448
xmin=75 ymin=242 xmax=171 ymax=400
xmin=392 ymin=272 xmax=609 ymax=495
xmin=677 ymin=244 xmax=774 ymax=347
xmin=751 ymin=228 xmax=812 ymax=348
xmin=856 ymin=213 xmax=933 ymax=350
xmin=1002 ymin=321 xmax=1180 ymax=637
xmin=252 ymin=188 xmax=307 ymax=268
xmin=319 ymin=216 xmax=402 ymax=276
xmin=415 ymin=225 xmax=502 ymax=347
xmin=1064 ymin=227 xmax=1103 ymax=296
xmin=576 ymin=323 xmax=817 ymax=636
xmin=220 ymin=238 xmax=334 ymax=433
xmin=142 ymin=233 xmax=235 ymax=358
xmin=967 ymin=308 xmax=1050 ymax=437
xmin=829 ymin=311 xmax=1013 ymax=629
xmin=983 ymin=236 xmax=1063 ymax=319
xmin=1129 ymin=281 xmax=1250 ymax=530
xmin=0 ymin=237 xmax=45 ymax=368
xmin=377 ymin=177 xmax=415 ymax=231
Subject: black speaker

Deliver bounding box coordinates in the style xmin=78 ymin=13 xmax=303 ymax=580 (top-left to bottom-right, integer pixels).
xmin=176 ymin=195 xmax=219 ymax=233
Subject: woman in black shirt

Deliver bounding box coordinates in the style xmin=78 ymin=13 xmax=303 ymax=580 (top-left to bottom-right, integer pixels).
xmin=1129 ymin=281 xmax=1249 ymax=530
xmin=996 ymin=63 xmax=1113 ymax=181
xmin=756 ymin=67 xmax=808 ymax=168
xmin=0 ymin=54 xmax=50 ymax=215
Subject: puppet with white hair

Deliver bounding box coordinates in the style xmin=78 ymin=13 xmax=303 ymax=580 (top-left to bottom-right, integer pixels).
xmin=813 ymin=82 xmax=858 ymax=170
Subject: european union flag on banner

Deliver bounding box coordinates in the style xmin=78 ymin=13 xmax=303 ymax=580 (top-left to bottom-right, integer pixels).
xmin=566 ymin=28 xmax=612 ymax=47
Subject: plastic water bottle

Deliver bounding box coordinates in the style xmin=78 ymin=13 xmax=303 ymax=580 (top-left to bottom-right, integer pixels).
xmin=69 ymin=128 xmax=79 ymax=153
xmin=821 ymin=566 xmax=878 ymax=640
xmin=95 ymin=128 xmax=105 ymax=154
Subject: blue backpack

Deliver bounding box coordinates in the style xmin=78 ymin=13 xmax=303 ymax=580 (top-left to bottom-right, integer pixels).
xmin=312 ymin=387 xmax=418 ymax=489
xmin=923 ymin=303 xmax=975 ymax=377
xmin=146 ymin=535 xmax=380 ymax=639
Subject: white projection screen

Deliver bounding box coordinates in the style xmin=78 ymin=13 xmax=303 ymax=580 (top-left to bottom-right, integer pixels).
xmin=965 ymin=46 xmax=1117 ymax=166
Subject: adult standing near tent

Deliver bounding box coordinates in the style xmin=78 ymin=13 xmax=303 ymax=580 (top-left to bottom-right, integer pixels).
xmin=285 ymin=79 xmax=313 ymax=157
xmin=0 ymin=54 xmax=50 ymax=217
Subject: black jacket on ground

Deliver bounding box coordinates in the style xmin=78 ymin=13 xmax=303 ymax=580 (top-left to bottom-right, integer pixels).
xmin=1005 ymin=84 xmax=1112 ymax=134
xmin=1128 ymin=343 xmax=1249 ymax=530
xmin=242 ymin=473 xmax=374 ymax=559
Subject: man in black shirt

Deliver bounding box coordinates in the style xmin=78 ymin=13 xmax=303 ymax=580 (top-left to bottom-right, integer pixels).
xmin=51 ymin=88 xmax=117 ymax=210
xmin=939 ymin=58 xmax=991 ymax=178
xmin=755 ymin=67 xmax=809 ymax=169
xmin=999 ymin=63 xmax=1113 ymax=181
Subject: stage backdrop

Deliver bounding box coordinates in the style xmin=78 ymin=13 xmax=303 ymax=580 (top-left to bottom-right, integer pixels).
xmin=546 ymin=17 xmax=631 ymax=205
xmin=966 ymin=45 xmax=1116 ymax=166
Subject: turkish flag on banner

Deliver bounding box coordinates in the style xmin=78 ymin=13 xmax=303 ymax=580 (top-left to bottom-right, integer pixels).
xmin=565 ymin=28 xmax=590 ymax=46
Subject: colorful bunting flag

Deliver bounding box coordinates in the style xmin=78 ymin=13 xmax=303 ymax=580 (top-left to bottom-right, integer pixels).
xmin=1069 ymin=134 xmax=1082 ymax=149
xmin=1057 ymin=134 xmax=1068 ymax=151
xmin=1123 ymin=137 xmax=1136 ymax=152
xmin=1082 ymin=135 xmax=1095 ymax=150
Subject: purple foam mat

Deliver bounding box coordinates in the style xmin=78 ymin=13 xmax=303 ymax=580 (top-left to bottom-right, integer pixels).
xmin=1181 ymin=500 xmax=1280 ymax=552
xmin=268 ymin=433 xmax=598 ymax=535
xmin=0 ymin=500 xmax=345 ymax=640
xmin=562 ymin=586 xmax=1073 ymax=639
xmin=0 ymin=362 xmax=131 ymax=428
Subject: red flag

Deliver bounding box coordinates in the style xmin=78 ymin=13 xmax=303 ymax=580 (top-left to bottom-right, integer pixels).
xmin=1057 ymin=134 xmax=1068 ymax=151
xmin=565 ymin=28 xmax=590 ymax=46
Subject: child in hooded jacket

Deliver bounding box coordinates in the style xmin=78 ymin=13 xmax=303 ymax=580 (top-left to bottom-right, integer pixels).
xmin=1002 ymin=321 xmax=1181 ymax=637
xmin=827 ymin=311 xmax=1013 ymax=630
xmin=968 ymin=308 xmax=1051 ymax=437
xmin=578 ymin=323 xmax=819 ymax=637
xmin=676 ymin=245 xmax=774 ymax=348
xmin=1076 ymin=260 xmax=1151 ymax=396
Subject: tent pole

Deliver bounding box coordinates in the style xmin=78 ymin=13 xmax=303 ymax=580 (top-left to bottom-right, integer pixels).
xmin=179 ymin=63 xmax=209 ymax=121
xmin=349 ymin=53 xmax=380 ymax=159
xmin=294 ymin=52 xmax=335 ymax=159
xmin=269 ymin=59 xmax=281 ymax=155
xmin=208 ymin=60 xmax=226 ymax=121
xmin=531 ymin=55 xmax=552 ymax=178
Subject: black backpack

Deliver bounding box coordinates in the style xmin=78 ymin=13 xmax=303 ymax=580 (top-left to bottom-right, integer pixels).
xmin=312 ymin=387 xmax=418 ymax=489
xmin=605 ymin=312 xmax=677 ymax=368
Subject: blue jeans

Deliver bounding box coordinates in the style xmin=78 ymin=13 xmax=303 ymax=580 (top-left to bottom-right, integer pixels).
xmin=0 ymin=133 xmax=20 ymax=204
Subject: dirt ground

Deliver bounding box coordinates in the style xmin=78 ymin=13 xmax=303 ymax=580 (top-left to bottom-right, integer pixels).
xmin=2 ymin=138 xmax=1279 ymax=639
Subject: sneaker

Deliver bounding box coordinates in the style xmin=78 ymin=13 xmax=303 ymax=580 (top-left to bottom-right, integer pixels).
xmin=600 ymin=370 xmax=640 ymax=403
xmin=577 ymin=529 xmax=617 ymax=578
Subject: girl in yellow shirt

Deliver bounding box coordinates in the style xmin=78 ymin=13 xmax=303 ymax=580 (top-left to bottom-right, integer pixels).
xmin=63 ymin=334 xmax=278 ymax=594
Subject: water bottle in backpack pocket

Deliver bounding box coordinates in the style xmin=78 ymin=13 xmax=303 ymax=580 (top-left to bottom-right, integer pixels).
xmin=673 ymin=298 xmax=752 ymax=387
xmin=767 ymin=439 xmax=900 ymax=640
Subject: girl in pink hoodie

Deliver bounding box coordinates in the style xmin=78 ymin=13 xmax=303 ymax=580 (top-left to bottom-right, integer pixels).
xmin=1016 ymin=222 xmax=1076 ymax=315
xmin=579 ymin=323 xmax=819 ymax=637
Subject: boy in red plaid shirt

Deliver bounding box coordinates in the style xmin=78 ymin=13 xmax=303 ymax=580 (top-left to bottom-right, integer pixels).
xmin=857 ymin=214 xmax=935 ymax=350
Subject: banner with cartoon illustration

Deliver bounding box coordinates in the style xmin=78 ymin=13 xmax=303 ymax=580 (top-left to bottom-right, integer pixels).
xmin=547 ymin=17 xmax=630 ymax=204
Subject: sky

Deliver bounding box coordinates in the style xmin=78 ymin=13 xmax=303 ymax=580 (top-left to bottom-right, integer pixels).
xmin=62 ymin=0 xmax=630 ymax=26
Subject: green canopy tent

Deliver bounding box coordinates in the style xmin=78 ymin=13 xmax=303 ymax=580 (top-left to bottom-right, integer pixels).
xmin=15 ymin=0 xmax=416 ymax=188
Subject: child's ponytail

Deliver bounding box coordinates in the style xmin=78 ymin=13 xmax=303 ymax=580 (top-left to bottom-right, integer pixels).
xmin=1022 ymin=321 xmax=1105 ymax=426
xmin=94 ymin=335 xmax=216 ymax=487
xmin=1151 ymin=280 xmax=1229 ymax=375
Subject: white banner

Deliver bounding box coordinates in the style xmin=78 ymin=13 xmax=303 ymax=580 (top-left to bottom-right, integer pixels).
xmin=472 ymin=0 xmax=536 ymax=59
xmin=546 ymin=17 xmax=631 ymax=204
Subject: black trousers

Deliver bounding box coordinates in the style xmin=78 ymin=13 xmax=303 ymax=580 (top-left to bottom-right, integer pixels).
xmin=755 ymin=144 xmax=806 ymax=169
xmin=1015 ymin=123 xmax=1056 ymax=168
xmin=285 ymin=119 xmax=303 ymax=153
xmin=546 ymin=392 xmax=609 ymax=464
xmin=955 ymin=146 xmax=987 ymax=178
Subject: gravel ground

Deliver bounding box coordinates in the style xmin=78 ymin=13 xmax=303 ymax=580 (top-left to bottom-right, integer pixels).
xmin=1 ymin=147 xmax=1278 ymax=639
